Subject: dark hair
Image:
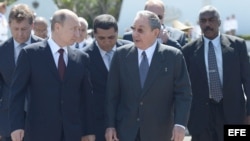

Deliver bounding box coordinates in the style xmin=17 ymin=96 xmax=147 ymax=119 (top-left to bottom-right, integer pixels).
xmin=93 ymin=14 xmax=118 ymax=33
xmin=8 ymin=4 xmax=34 ymax=24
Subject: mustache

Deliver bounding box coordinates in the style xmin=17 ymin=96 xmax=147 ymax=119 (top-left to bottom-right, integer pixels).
xmin=204 ymin=27 xmax=213 ymax=32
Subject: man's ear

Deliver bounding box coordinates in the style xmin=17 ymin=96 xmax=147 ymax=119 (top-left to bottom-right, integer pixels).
xmin=218 ymin=19 xmax=221 ymax=26
xmin=154 ymin=28 xmax=160 ymax=38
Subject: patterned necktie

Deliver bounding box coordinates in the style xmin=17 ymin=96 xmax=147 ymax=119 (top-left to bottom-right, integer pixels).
xmin=58 ymin=49 xmax=66 ymax=80
xmin=139 ymin=51 xmax=149 ymax=88
xmin=208 ymin=41 xmax=223 ymax=102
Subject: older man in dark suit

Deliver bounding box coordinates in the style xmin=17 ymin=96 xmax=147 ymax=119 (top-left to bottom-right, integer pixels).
xmin=82 ymin=14 xmax=132 ymax=141
xmin=105 ymin=10 xmax=192 ymax=141
xmin=9 ymin=9 xmax=95 ymax=141
xmin=0 ymin=4 xmax=43 ymax=141
xmin=182 ymin=5 xmax=250 ymax=141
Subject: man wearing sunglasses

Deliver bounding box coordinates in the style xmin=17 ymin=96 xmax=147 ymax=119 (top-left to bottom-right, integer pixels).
xmin=123 ymin=0 xmax=186 ymax=48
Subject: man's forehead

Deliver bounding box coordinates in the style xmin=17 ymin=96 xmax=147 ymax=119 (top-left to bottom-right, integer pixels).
xmin=133 ymin=19 xmax=149 ymax=28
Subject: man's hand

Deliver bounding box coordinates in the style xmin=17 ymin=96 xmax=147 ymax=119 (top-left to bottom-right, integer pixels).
xmin=11 ymin=129 xmax=24 ymax=141
xmin=158 ymin=29 xmax=169 ymax=44
xmin=81 ymin=134 xmax=95 ymax=141
xmin=105 ymin=127 xmax=119 ymax=141
xmin=244 ymin=115 xmax=250 ymax=124
xmin=171 ymin=126 xmax=185 ymax=141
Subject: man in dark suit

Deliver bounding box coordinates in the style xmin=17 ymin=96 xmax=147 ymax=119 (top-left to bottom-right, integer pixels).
xmin=82 ymin=14 xmax=132 ymax=141
xmin=9 ymin=9 xmax=95 ymax=141
xmin=123 ymin=0 xmax=186 ymax=47
xmin=182 ymin=5 xmax=250 ymax=141
xmin=105 ymin=10 xmax=192 ymax=141
xmin=0 ymin=4 xmax=43 ymax=141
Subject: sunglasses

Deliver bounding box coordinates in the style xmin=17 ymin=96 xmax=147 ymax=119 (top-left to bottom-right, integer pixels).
xmin=158 ymin=15 xmax=163 ymax=20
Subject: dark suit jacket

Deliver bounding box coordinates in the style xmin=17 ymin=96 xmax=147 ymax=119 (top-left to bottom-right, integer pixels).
xmin=9 ymin=40 xmax=94 ymax=141
xmin=165 ymin=26 xmax=186 ymax=46
xmin=105 ymin=42 xmax=192 ymax=141
xmin=82 ymin=39 xmax=132 ymax=141
xmin=182 ymin=34 xmax=250 ymax=135
xmin=0 ymin=35 xmax=42 ymax=136
xmin=122 ymin=31 xmax=182 ymax=49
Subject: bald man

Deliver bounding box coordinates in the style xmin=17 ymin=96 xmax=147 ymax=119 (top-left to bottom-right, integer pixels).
xmin=33 ymin=16 xmax=49 ymax=39
xmin=9 ymin=9 xmax=95 ymax=141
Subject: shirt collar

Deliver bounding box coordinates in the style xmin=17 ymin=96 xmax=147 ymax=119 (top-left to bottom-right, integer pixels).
xmin=203 ymin=32 xmax=221 ymax=46
xmin=14 ymin=36 xmax=32 ymax=49
xmin=48 ymin=36 xmax=68 ymax=55
xmin=95 ymin=40 xmax=116 ymax=57
xmin=137 ymin=40 xmax=157 ymax=57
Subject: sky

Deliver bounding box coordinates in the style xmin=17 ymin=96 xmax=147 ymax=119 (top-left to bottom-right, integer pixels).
xmin=118 ymin=0 xmax=250 ymax=37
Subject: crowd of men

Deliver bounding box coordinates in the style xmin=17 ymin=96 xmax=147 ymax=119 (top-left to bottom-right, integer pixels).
xmin=0 ymin=0 xmax=250 ymax=141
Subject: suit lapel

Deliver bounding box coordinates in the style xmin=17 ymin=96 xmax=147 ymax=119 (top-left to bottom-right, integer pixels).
xmin=64 ymin=47 xmax=77 ymax=82
xmin=125 ymin=47 xmax=142 ymax=95
xmin=193 ymin=39 xmax=207 ymax=79
xmin=141 ymin=43 xmax=164 ymax=96
xmin=220 ymin=35 xmax=234 ymax=85
xmin=4 ymin=39 xmax=15 ymax=84
xmin=92 ymin=43 xmax=109 ymax=73
xmin=43 ymin=42 xmax=61 ymax=81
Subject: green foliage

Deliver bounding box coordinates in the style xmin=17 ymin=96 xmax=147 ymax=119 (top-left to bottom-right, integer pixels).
xmin=54 ymin=0 xmax=123 ymax=29
xmin=0 ymin=0 xmax=16 ymax=5
xmin=238 ymin=35 xmax=250 ymax=41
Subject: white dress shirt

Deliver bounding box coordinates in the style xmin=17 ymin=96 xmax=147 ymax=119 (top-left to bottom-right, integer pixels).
xmin=0 ymin=13 xmax=8 ymax=42
xmin=48 ymin=37 xmax=68 ymax=68
xmin=137 ymin=40 xmax=157 ymax=66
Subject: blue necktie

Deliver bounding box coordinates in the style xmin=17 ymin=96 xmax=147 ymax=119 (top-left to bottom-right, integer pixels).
xmin=139 ymin=51 xmax=149 ymax=88
xmin=105 ymin=50 xmax=114 ymax=70
xmin=208 ymin=41 xmax=223 ymax=102
xmin=19 ymin=43 xmax=27 ymax=48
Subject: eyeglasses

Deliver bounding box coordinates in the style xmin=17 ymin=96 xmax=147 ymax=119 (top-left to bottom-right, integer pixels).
xmin=158 ymin=15 xmax=163 ymax=20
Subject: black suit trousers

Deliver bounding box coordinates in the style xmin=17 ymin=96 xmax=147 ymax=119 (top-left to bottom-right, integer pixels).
xmin=191 ymin=100 xmax=224 ymax=141
xmin=0 ymin=136 xmax=11 ymax=141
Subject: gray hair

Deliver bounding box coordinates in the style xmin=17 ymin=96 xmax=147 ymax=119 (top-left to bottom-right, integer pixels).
xmin=135 ymin=10 xmax=161 ymax=30
xmin=199 ymin=5 xmax=221 ymax=20
xmin=79 ymin=17 xmax=88 ymax=28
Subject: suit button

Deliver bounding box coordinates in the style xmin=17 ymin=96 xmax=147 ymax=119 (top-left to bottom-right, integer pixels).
xmin=140 ymin=102 xmax=143 ymax=105
xmin=61 ymin=100 xmax=64 ymax=104
xmin=137 ymin=118 xmax=140 ymax=121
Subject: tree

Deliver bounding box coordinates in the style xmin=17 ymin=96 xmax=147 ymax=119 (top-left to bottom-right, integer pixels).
xmin=54 ymin=0 xmax=123 ymax=29
xmin=0 ymin=0 xmax=16 ymax=5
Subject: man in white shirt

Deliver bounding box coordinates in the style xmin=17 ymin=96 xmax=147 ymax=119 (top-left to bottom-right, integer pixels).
xmin=0 ymin=2 xmax=8 ymax=43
